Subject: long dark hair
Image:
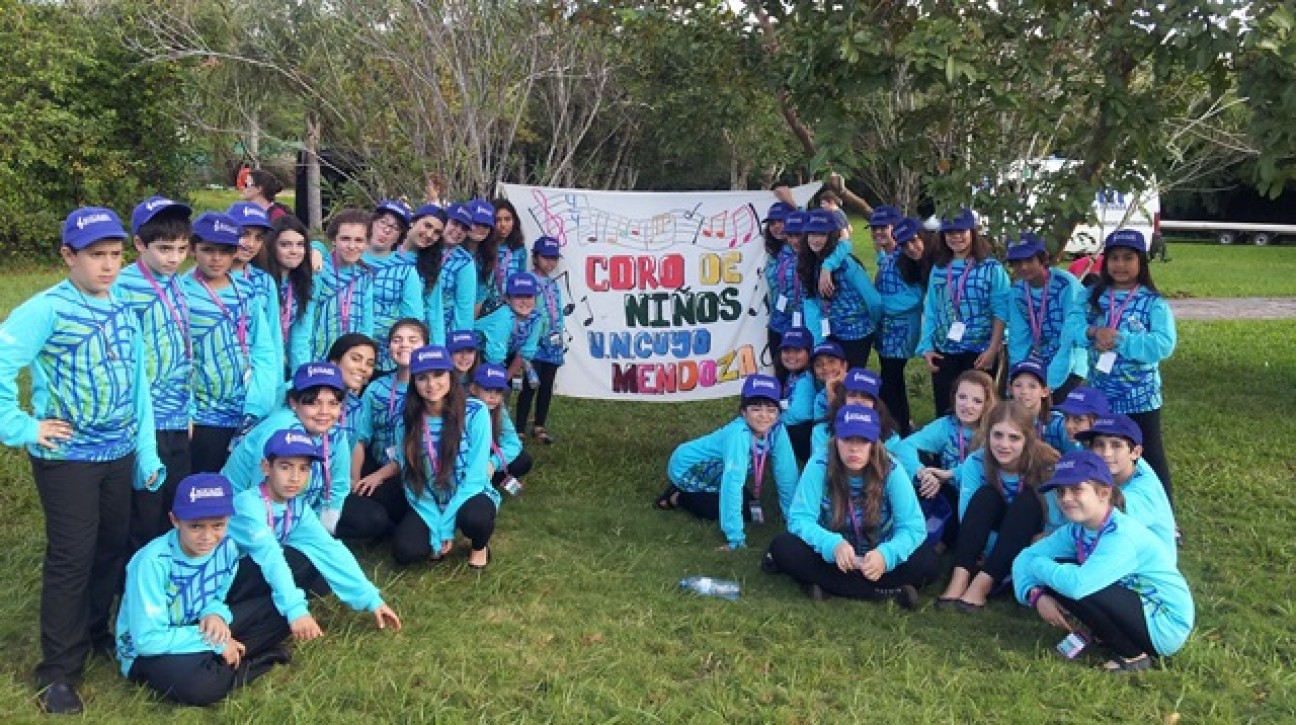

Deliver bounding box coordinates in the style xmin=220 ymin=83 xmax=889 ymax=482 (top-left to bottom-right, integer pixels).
xmin=474 ymin=385 xmax=504 ymax=445
xmin=415 ymin=240 xmax=446 ymax=296
xmin=1088 ymin=248 xmax=1159 ymax=316
xmin=763 ymin=221 xmax=785 ymax=257
xmin=265 ymin=214 xmax=313 ymax=311
xmin=895 ymin=244 xmax=931 ymax=287
xmin=796 ymin=229 xmax=843 ymax=299
xmin=401 ymin=371 xmax=467 ymax=499
xmin=931 ymin=228 xmax=992 ymax=267
xmin=825 ymin=433 xmax=893 ymax=544
xmin=492 ymin=198 xmax=525 ymax=252
xmin=474 ymin=229 xmax=499 ymax=285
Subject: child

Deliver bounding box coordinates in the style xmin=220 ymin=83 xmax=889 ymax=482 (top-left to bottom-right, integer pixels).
xmin=264 ymin=214 xmax=317 ymax=377
xmin=1014 ymin=450 xmax=1194 ymax=672
xmin=936 ymin=401 xmax=1059 ymax=611
xmin=390 ymin=345 xmax=497 ymax=568
xmin=354 ymin=319 xmax=428 ymax=525
xmin=1054 ymin=385 xmax=1110 ymax=451
xmin=763 ymin=205 xmax=798 ymax=375
xmin=818 ymin=190 xmax=853 ymax=239
xmin=474 ymin=272 xmax=542 ymax=385
xmin=439 ymin=203 xmax=478 ymax=333
xmin=405 ymin=204 xmax=448 ymax=346
xmin=1006 ymin=232 xmax=1087 ymax=403
xmin=812 ymin=367 xmax=904 ymax=457
xmin=365 ymin=200 xmax=425 ymax=373
xmin=917 ymin=208 xmax=1011 ymax=417
xmin=1071 ymin=229 xmax=1177 ymax=508
xmin=515 ymin=236 xmax=566 ymax=444
xmin=892 ymin=369 xmax=997 ymax=500
xmin=866 ymin=204 xmax=902 ymax=265
xmin=777 ymin=327 xmax=817 ymax=462
xmin=307 ymin=208 xmax=375 ymax=363
xmin=470 ymin=363 xmax=532 ymax=493
xmin=657 ymin=375 xmax=798 ymax=551
xmin=480 ymin=199 xmax=528 ymax=317
xmin=448 ymin=329 xmax=480 ymax=388
xmin=1074 ymin=414 xmax=1177 ymax=556
xmin=116 ymin=196 xmax=195 ymax=549
xmin=766 ymin=405 xmax=934 ymax=606
xmin=464 ymin=199 xmax=500 ymax=315
xmin=0 ymin=207 xmax=165 ymax=714
xmin=1008 ymin=358 xmax=1069 ymax=453
xmin=116 ymin=473 xmax=319 ymax=706
xmin=874 ymin=217 xmax=928 ymax=436
xmin=799 ymin=210 xmax=883 ymax=370
xmin=182 ymin=212 xmax=278 ymax=474
xmin=327 ymin=333 xmax=379 ymax=491
xmin=405 ymin=203 xmax=444 ymax=254
xmin=809 ymin=341 xmax=849 ymax=428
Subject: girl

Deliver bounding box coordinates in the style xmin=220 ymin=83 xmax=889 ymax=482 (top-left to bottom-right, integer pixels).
xmin=464 ymin=199 xmax=499 ymax=315
xmin=766 ymin=405 xmax=935 ymax=606
xmin=875 ymin=217 xmax=928 ymax=436
xmin=307 ymin=209 xmax=375 ymax=364
xmin=809 ymin=341 xmax=849 ymax=430
xmin=937 ymin=401 xmax=1060 ymax=611
xmin=240 ymin=169 xmax=291 ymax=221
xmin=917 ymin=208 xmax=1011 ymax=418
xmin=364 ymin=200 xmax=424 ymax=373
xmin=405 ymin=204 xmax=445 ymax=254
xmin=1014 ymin=450 xmax=1193 ymax=672
xmin=656 ymin=375 xmax=799 ymax=551
xmin=776 ymin=327 xmax=817 ymax=463
xmin=474 ymin=272 xmax=542 ymax=384
xmin=812 ymin=367 xmax=904 ymax=457
xmin=264 ymin=215 xmax=317 ymax=378
xmin=1008 ymin=358 xmax=1068 ymax=453
xmin=391 ymin=345 xmax=497 ymax=569
xmin=799 ymin=210 xmax=883 ymax=370
xmin=1006 ymin=232 xmax=1088 ymax=403
xmin=470 ymin=364 xmax=532 ymax=493
xmin=761 ymin=201 xmax=793 ymax=372
xmin=325 ymin=333 xmax=378 ymax=480
xmin=227 ymin=202 xmax=283 ymax=377
xmin=770 ymin=211 xmax=850 ymax=375
xmin=448 ymin=329 xmax=480 ymax=388
xmin=1054 ymin=385 xmax=1110 ymax=451
xmin=480 ymin=199 xmax=528 ymax=317
xmin=405 ymin=204 xmax=448 ymax=347
xmin=515 ymin=236 xmax=566 ymax=444
xmin=1070 ymin=229 xmax=1176 ymax=507
xmin=439 ymin=204 xmax=478 ymax=333
xmin=892 ymin=369 xmax=996 ymax=502
xmin=867 ymin=205 xmax=903 ymax=265
xmin=1073 ymin=414 xmax=1177 ymax=556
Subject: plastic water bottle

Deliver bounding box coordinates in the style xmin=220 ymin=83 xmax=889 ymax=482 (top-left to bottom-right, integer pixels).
xmin=525 ymin=361 xmax=541 ymax=389
xmin=679 ymin=576 xmax=740 ymax=601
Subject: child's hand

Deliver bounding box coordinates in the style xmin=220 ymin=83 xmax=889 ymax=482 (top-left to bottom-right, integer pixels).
xmin=199 ymin=613 xmax=231 ymax=647
xmin=916 ymin=468 xmax=943 ymax=498
xmin=923 ymin=351 xmax=943 ymax=372
xmin=219 ymin=638 xmax=246 ymax=668
xmin=35 ymin=419 xmax=73 ymax=450
xmin=353 ymin=474 xmax=384 ymax=497
xmin=290 ymin=614 xmax=324 ymax=641
xmin=1093 ymin=327 xmax=1119 ymax=352
xmin=439 ymin=539 xmax=454 ymax=557
xmin=1035 ymin=594 xmax=1071 ymax=630
xmin=310 ymin=248 xmax=324 ymax=273
xmin=859 ymin=550 xmax=886 ymax=581
xmin=373 ymin=604 xmax=402 ymax=632
xmin=833 ymin=541 xmax=858 ymax=573
xmin=818 ymin=268 xmax=836 ymax=298
xmin=974 ymin=342 xmax=1000 ymax=371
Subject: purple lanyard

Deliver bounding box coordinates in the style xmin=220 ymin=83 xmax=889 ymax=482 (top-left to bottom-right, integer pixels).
xmin=192 ymin=272 xmax=248 ymax=358
xmin=279 ymin=280 xmax=295 ymax=343
xmin=333 ymin=253 xmax=357 ymax=331
xmin=137 ymin=261 xmax=191 ymax=359
xmin=543 ymin=280 xmax=559 ymax=325
xmin=422 ymin=420 xmax=440 ymax=480
xmin=1106 ymin=288 xmax=1138 ymax=329
xmin=1023 ymin=271 xmax=1050 ymax=346
xmin=1073 ymin=511 xmax=1114 ymax=563
xmin=260 ymin=482 xmax=291 ymax=543
xmin=956 ymin=425 xmax=968 ymax=462
xmin=387 ymin=379 xmax=402 ymax=418
xmin=945 ymin=261 xmax=974 ymax=321
xmin=778 ymin=252 xmax=799 ymax=300
xmin=320 ymin=434 xmax=333 ymax=505
xmin=496 ymin=249 xmax=513 ymax=292
xmin=848 ymin=495 xmax=865 ymax=545
xmin=750 ymin=438 xmax=769 ymax=497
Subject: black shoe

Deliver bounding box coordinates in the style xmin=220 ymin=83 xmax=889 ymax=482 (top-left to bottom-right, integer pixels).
xmin=759 ymin=552 xmax=781 ymax=574
xmin=38 ymin=682 xmax=83 ymax=715
xmin=804 ymin=583 xmax=831 ymax=601
xmin=247 ymin=645 xmax=292 ymax=669
xmin=887 ymin=585 xmax=920 ymax=611
xmin=90 ymin=636 xmax=116 ymax=662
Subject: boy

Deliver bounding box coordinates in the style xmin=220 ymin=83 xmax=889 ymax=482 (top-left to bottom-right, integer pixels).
xmin=818 ymin=190 xmax=853 ymax=239
xmin=1074 ymin=414 xmax=1177 ymax=558
xmin=308 ymin=208 xmax=375 ymax=363
xmin=182 ymin=212 xmax=278 ymax=473
xmin=116 ymin=196 xmax=196 ymax=550
xmin=0 ymin=207 xmax=165 ymax=714
xmin=473 ymin=272 xmax=542 ymax=385
xmin=227 ymin=201 xmax=283 ymax=375
xmin=1005 ymin=232 xmax=1088 ymax=403
xmin=117 ymin=473 xmax=320 ymax=706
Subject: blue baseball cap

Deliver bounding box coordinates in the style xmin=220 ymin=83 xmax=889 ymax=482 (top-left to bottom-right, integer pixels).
xmin=803 ymin=210 xmax=839 ymax=234
xmin=375 ymin=199 xmax=412 ymax=226
xmin=835 ymin=405 xmax=881 ymax=442
xmin=226 ymin=202 xmax=272 ymax=231
xmin=172 ymin=473 xmax=235 ymax=520
xmin=472 ymin=363 xmax=510 ymax=390
xmin=447 ymin=330 xmax=477 ymax=353
xmin=292 ymin=362 xmax=345 ymax=392
xmin=1040 ymin=449 xmax=1114 ymax=492
xmin=410 ymin=344 xmax=453 ymax=374
xmin=1075 ymin=414 xmax=1143 ymax=447
xmin=941 ymin=208 xmax=977 ymax=232
xmin=765 ymin=202 xmax=794 ymax=223
xmin=1009 ymin=358 xmax=1047 ymax=385
xmin=62 ymin=207 xmax=128 ymax=250
xmin=533 ymin=235 xmax=562 ymax=258
xmin=507 ymin=272 xmax=537 ymax=297
xmin=412 ymin=203 xmax=445 ymax=222
xmin=843 ymin=368 xmax=882 ymax=398
xmin=446 ymin=203 xmax=474 ymax=227
xmin=784 ymin=211 xmax=807 ymax=235
xmin=132 ymin=196 xmax=192 ymax=235
xmin=780 ymin=327 xmax=812 ymax=351
xmin=811 ymin=341 xmax=845 ymax=361
xmin=1006 ymin=232 xmax=1047 ymax=261
xmin=1055 ymin=386 xmax=1111 ymax=417
xmin=263 ymin=429 xmax=323 ymax=461
xmin=892 ymin=217 xmax=920 ymax=245
xmin=868 ymin=205 xmax=902 ymax=228
xmin=1105 ymin=228 xmax=1147 ymax=253
xmin=741 ymin=374 xmax=780 ymax=402
xmin=192 ymin=212 xmax=241 ymax=247
xmin=468 ymin=199 xmax=496 ymax=227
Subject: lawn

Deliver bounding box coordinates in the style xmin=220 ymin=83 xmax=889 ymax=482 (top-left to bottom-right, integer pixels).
xmin=1 ymin=267 xmax=1294 ymax=720
xmin=1151 ymin=241 xmax=1296 ymax=299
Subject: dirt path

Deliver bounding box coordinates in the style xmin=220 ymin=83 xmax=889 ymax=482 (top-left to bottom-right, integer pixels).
xmin=1168 ymin=297 xmax=1296 ymax=321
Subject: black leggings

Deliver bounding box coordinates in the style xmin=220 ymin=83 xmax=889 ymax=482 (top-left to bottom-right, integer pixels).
xmin=930 ymin=351 xmax=982 ymax=418
xmin=1049 ymin=374 xmax=1084 ymax=406
xmin=190 ymin=425 xmax=236 ymax=474
xmin=492 ymin=450 xmax=533 ymax=486
xmin=131 ymin=429 xmax=191 ymax=552
xmin=391 ymin=493 xmax=496 ymax=564
xmin=515 ymin=360 xmax=560 ymax=430
xmin=1050 ymin=583 xmax=1155 ymax=658
xmin=879 ymin=356 xmax=913 ymax=437
xmin=1127 ymin=408 xmax=1173 ymax=506
xmin=767 ymin=328 xmax=785 ymax=378
xmin=767 ymin=532 xmax=939 ymax=599
xmin=676 ymin=489 xmax=752 ymax=522
xmin=953 ymin=486 xmax=1044 ymax=582
xmin=785 ymin=422 xmax=813 ymax=464
xmin=335 ymin=493 xmax=395 ymax=541
xmin=832 ymin=334 xmax=874 ymax=372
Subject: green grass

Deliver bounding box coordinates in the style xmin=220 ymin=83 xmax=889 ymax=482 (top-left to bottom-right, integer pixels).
xmin=1 ymin=276 xmax=1295 ymax=720
xmin=186 ymin=188 xmax=296 ymax=215
xmin=1152 ymin=241 xmax=1296 ymax=298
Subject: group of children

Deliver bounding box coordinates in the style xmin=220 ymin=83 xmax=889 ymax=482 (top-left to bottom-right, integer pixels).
xmin=662 ymin=202 xmax=1190 ymax=674
xmin=0 ymin=192 xmax=569 ymax=713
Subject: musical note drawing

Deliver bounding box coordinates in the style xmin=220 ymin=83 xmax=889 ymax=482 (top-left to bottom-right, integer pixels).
xmin=555 ymin=270 xmax=578 ymax=316
xmin=579 ymin=295 xmax=595 ymax=327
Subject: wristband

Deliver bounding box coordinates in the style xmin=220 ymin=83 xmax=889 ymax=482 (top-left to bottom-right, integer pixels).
xmin=1027 ymin=587 xmax=1044 ymax=608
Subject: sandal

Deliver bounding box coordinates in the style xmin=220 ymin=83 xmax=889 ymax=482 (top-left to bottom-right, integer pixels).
xmin=655 ymin=485 xmax=680 ymax=510
xmin=1100 ymin=653 xmax=1152 ymax=673
xmin=533 ymin=426 xmax=554 ymax=445
xmin=467 ymin=546 xmax=491 ymax=570
xmin=934 ymin=597 xmax=961 ymax=610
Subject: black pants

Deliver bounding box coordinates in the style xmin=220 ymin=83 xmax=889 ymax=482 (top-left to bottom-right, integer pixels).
xmin=131 ymin=429 xmax=191 ymax=552
xmin=767 ymin=533 xmax=939 ymax=599
xmin=930 ymin=351 xmax=982 ymax=418
xmin=767 ymin=328 xmax=785 ymax=378
xmin=514 ymin=360 xmax=559 ymax=431
xmin=226 ymin=546 xmax=331 ymax=603
xmin=786 ymin=422 xmax=813 ymax=464
xmin=879 ymin=356 xmax=913 ymax=437
xmin=128 ymin=593 xmax=290 ymax=706
xmin=1049 ymin=374 xmax=1084 ymax=406
xmin=953 ymin=486 xmax=1044 ymax=582
xmin=1050 ymin=583 xmax=1156 ymax=658
xmin=676 ymin=488 xmax=754 ymax=523
xmin=335 ymin=493 xmax=395 ymax=541
xmin=30 ymin=454 xmax=134 ymax=687
xmin=832 ymin=334 xmax=874 ymax=372
xmin=1127 ymin=408 xmax=1173 ymax=506
xmin=190 ymin=425 xmax=236 ymax=474
xmin=353 ymin=472 xmax=412 ymax=533
xmin=391 ymin=493 xmax=496 ymax=564
xmin=491 ymin=450 xmax=533 ymax=486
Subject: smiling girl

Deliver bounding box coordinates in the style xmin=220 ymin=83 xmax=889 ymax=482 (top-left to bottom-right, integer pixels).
xmin=892 ymin=369 xmax=997 ymax=509
xmin=798 ymin=211 xmax=883 ymax=370
xmin=875 ymin=217 xmax=929 ymax=436
xmin=265 ymin=215 xmax=317 ymax=378
xmin=307 ymin=209 xmax=375 ymax=363
xmin=364 ymin=201 xmax=424 ymax=373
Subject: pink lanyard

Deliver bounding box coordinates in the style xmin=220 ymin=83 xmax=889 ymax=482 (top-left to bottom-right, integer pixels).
xmin=137 ymin=261 xmax=191 ymax=359
xmin=260 ymin=482 xmax=291 ymax=542
xmin=1023 ymin=271 xmax=1051 ymax=346
xmin=956 ymin=424 xmax=968 ymax=462
xmin=490 ymin=437 xmax=505 ymax=464
xmin=422 ymin=420 xmax=440 ymax=479
xmin=279 ymin=280 xmax=295 ymax=342
xmin=750 ymin=438 xmax=769 ymax=497
xmin=945 ymin=261 xmax=974 ymax=321
xmin=320 ymin=434 xmax=333 ymax=505
xmin=1105 ymin=288 xmax=1138 ymax=329
xmin=496 ymin=249 xmax=513 ymax=292
xmin=387 ymin=379 xmax=403 ymax=418
xmin=192 ymin=272 xmax=248 ymax=358
xmin=1073 ymin=511 xmax=1114 ymax=563
xmin=334 ymin=253 xmax=357 ymax=331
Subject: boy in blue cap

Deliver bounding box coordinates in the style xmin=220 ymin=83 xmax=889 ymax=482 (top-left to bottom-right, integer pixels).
xmin=1053 ymin=384 xmax=1110 ymax=451
xmin=0 ymin=207 xmax=166 ymax=713
xmin=365 ymin=200 xmax=425 ymax=373
xmin=117 ymin=472 xmax=319 ymax=706
xmin=1005 ymin=231 xmax=1087 ymax=404
xmin=474 ymin=272 xmax=543 ymax=385
xmin=1074 ymin=414 xmax=1177 ymax=557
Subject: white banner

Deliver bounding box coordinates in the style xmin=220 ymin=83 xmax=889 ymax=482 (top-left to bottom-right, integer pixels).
xmin=500 ymin=183 xmax=822 ymax=401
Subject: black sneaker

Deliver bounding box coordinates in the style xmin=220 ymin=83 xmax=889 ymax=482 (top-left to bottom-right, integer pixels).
xmin=891 ymin=585 xmax=920 ymax=611
xmin=804 ymin=583 xmax=831 ymax=601
xmin=759 ymin=552 xmax=781 ymax=574
xmin=38 ymin=682 xmax=83 ymax=715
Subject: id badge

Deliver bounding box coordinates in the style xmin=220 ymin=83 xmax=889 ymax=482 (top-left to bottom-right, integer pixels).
xmin=820 ymin=319 xmax=832 ymax=338
xmin=748 ymin=501 xmax=764 ymax=524
xmin=1095 ymin=351 xmax=1117 ymax=374
xmin=1056 ymin=631 xmax=1089 ymax=659
xmin=242 ymin=367 xmax=252 ymax=385
xmin=791 ymin=311 xmax=803 ymax=328
xmin=385 ymin=446 xmax=397 ymax=462
xmin=775 ymin=295 xmax=788 ymax=313
xmin=511 ymin=377 xmax=522 ymax=391
xmin=547 ymin=332 xmax=562 ymax=346
xmin=946 ymin=321 xmax=966 ymax=342
xmin=779 ymin=398 xmax=789 ymax=411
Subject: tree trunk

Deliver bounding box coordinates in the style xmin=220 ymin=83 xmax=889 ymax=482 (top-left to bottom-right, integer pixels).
xmin=305 ymin=110 xmax=322 ymax=231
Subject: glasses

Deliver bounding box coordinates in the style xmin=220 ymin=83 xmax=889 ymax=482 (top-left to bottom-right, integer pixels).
xmin=375 ymin=219 xmax=401 ymax=233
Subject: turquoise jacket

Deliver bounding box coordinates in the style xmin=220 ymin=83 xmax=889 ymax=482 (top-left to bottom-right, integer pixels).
xmin=1007 ymin=268 xmax=1088 ymax=388
xmin=1066 ymin=285 xmax=1176 ymax=414
xmin=222 ymin=407 xmax=350 ymax=515
xmin=180 ymin=272 xmax=278 ymax=428
xmin=917 ymin=258 xmax=1011 ymax=356
xmin=114 ymin=262 xmax=193 ymax=431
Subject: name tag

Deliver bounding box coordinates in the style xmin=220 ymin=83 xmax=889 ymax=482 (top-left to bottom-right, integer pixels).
xmin=791 ymin=311 xmax=803 ymax=328
xmin=748 ymin=501 xmax=765 ymax=525
xmin=946 ymin=321 xmax=966 ymax=342
xmin=1095 ymin=351 xmax=1117 ymax=374
xmin=820 ymin=319 xmax=832 ymax=337
xmin=775 ymin=295 xmax=788 ymax=312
